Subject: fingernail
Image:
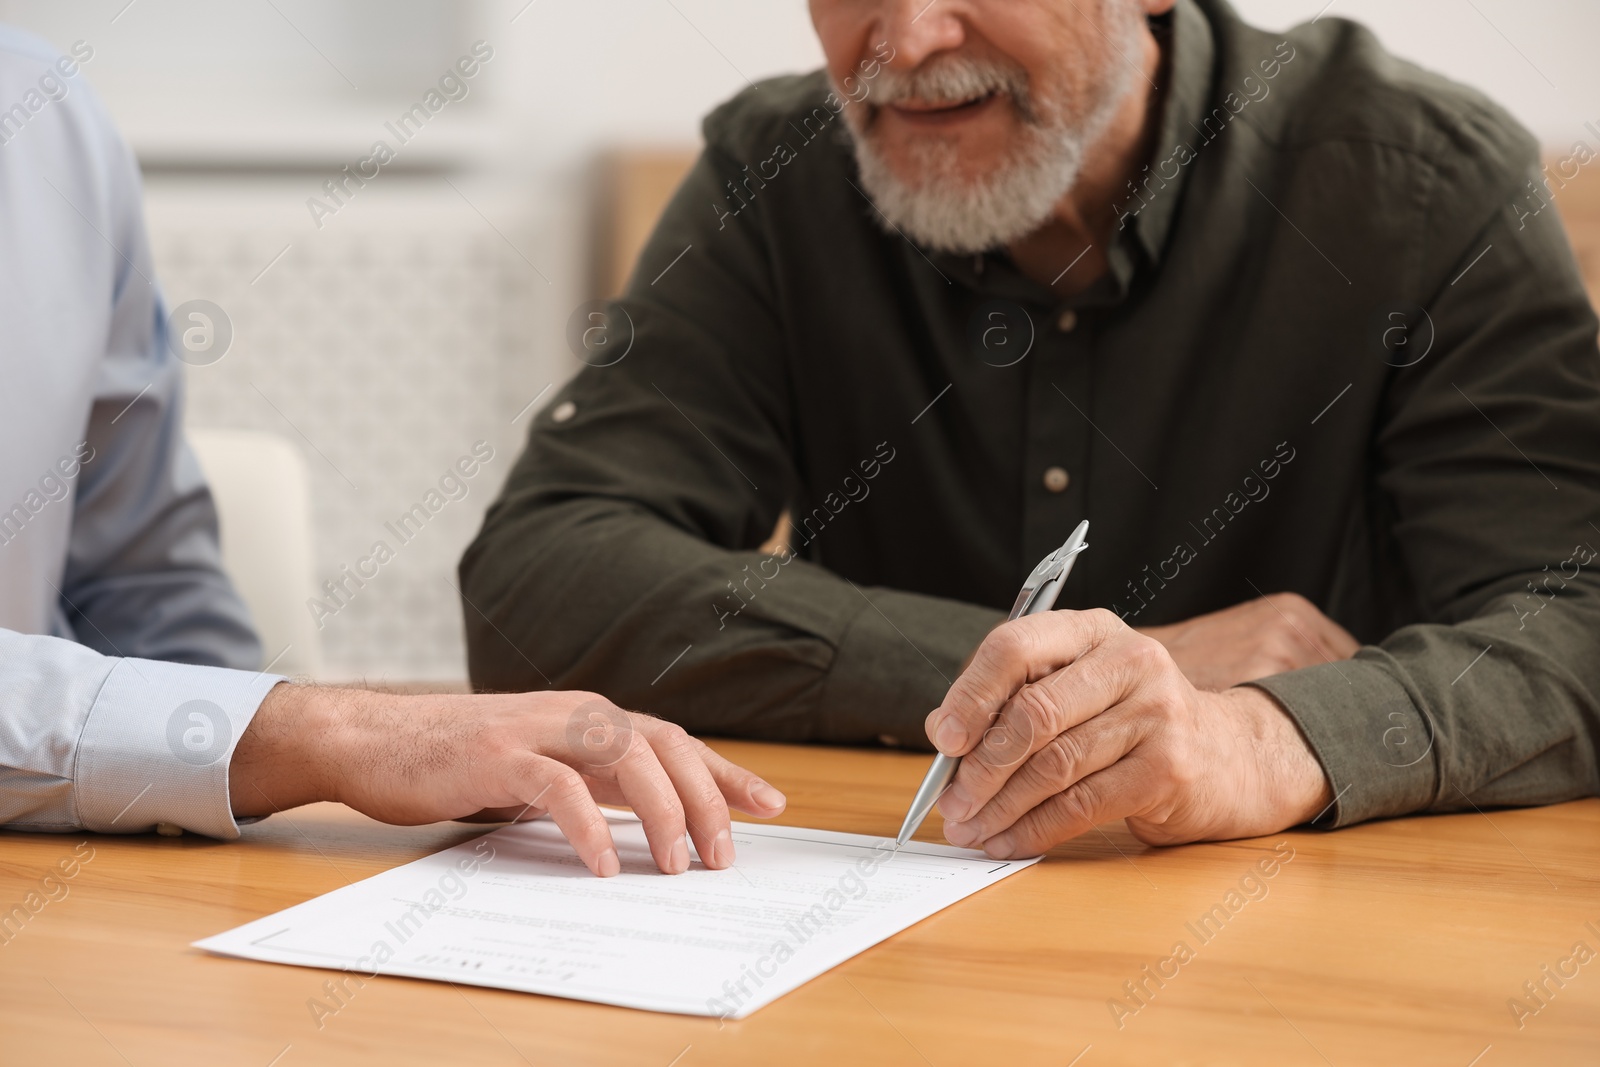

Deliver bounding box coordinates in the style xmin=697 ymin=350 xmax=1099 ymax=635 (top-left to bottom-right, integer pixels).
xmin=938 ymin=784 xmax=972 ymax=822
xmin=669 ymin=836 xmax=690 ymax=874
xmin=934 ymin=716 xmax=967 ymax=754
xmin=984 ymin=833 xmax=1014 ymax=859
xmin=944 ymin=820 xmax=979 ymax=847
xmin=752 ymin=782 xmax=786 ymax=810
xmin=597 ymin=848 xmax=621 ymax=877
xmin=713 ymin=827 xmax=734 ymax=868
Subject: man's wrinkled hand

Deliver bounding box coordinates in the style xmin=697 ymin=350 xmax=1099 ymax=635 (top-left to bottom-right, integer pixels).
xmin=927 ymin=609 xmax=1332 ymax=858
xmin=1139 ymin=593 xmax=1358 ymax=691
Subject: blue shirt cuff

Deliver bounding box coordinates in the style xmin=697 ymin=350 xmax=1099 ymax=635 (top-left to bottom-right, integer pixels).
xmin=73 ymin=658 xmax=284 ymax=839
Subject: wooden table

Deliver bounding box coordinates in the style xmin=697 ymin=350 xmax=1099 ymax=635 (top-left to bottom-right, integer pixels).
xmin=2 ymin=740 xmax=1596 ymax=1066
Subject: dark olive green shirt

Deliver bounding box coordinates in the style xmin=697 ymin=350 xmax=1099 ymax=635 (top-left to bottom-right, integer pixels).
xmin=462 ymin=0 xmax=1600 ymax=828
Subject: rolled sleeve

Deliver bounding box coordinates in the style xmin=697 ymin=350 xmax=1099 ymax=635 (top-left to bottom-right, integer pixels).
xmin=74 ymin=657 xmax=282 ymax=839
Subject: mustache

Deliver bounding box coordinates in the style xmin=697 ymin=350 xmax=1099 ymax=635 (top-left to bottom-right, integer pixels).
xmin=870 ymin=54 xmax=1036 ymax=120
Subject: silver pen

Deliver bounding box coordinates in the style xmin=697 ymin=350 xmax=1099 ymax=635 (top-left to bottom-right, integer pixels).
xmin=894 ymin=520 xmax=1090 ymax=847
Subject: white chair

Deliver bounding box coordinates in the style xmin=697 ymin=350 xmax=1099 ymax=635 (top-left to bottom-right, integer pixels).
xmin=187 ymin=428 xmax=322 ymax=678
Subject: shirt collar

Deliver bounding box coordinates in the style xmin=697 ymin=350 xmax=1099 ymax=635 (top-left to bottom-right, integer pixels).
xmin=1125 ymin=0 xmax=1216 ymax=267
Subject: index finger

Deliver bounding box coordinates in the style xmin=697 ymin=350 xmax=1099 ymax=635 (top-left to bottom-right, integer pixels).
xmin=926 ymin=608 xmax=1125 ymax=756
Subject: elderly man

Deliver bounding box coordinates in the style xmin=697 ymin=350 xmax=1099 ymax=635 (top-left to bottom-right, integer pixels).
xmin=462 ymin=0 xmax=1600 ymax=857
xmin=0 ymin=25 xmax=784 ymax=877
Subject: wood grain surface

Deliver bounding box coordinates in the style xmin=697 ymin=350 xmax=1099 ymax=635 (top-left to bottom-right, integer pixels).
xmin=1 ymin=739 xmax=1596 ymax=1066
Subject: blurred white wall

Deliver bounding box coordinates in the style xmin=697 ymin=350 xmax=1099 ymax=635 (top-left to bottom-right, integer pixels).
xmin=1231 ymin=0 xmax=1599 ymax=145
xmin=17 ymin=1 xmax=1591 ymax=173
xmin=0 ymin=0 xmax=1594 ymax=680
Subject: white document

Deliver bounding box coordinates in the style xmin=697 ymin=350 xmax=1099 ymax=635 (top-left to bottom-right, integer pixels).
xmin=195 ymin=811 xmax=1040 ymax=1018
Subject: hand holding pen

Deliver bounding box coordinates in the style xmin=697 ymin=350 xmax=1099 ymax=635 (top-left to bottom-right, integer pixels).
xmin=896 ymin=521 xmax=1089 ymax=846
xmin=901 ymin=521 xmax=1334 ymax=857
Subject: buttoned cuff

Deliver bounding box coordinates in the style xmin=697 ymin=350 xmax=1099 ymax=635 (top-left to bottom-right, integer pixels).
xmin=819 ymin=589 xmax=1003 ymax=748
xmin=1248 ymin=654 xmax=1439 ymax=828
xmin=74 ymin=658 xmax=284 ymax=839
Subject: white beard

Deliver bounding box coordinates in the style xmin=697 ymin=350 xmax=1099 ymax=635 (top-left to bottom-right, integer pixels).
xmin=842 ymin=16 xmax=1141 ymax=255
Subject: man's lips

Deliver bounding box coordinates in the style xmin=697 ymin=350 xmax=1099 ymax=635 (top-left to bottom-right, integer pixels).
xmin=884 ymin=91 xmax=1003 ymax=126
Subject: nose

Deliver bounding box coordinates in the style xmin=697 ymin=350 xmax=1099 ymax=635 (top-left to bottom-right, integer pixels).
xmin=875 ymin=0 xmax=967 ymax=71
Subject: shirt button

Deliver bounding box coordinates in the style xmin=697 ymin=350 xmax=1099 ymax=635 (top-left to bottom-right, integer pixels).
xmin=551 ymin=400 xmax=577 ymax=423
xmin=1043 ymin=466 xmax=1070 ymax=493
xmin=1057 ymin=309 xmax=1079 ymax=333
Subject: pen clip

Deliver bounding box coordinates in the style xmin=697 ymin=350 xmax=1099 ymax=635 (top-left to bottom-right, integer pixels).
xmin=1007 ymin=525 xmax=1089 ymax=620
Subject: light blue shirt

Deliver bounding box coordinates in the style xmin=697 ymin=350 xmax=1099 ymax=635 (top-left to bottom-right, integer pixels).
xmin=0 ymin=27 xmax=281 ymax=839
